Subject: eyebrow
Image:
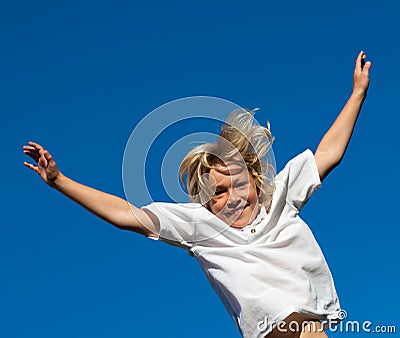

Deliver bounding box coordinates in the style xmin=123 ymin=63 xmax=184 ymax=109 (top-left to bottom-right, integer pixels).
xmin=215 ymin=165 xmax=244 ymax=176
xmin=215 ymin=178 xmax=249 ymax=190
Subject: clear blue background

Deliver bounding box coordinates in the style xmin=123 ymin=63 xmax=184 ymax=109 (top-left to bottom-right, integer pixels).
xmin=2 ymin=0 xmax=399 ymax=337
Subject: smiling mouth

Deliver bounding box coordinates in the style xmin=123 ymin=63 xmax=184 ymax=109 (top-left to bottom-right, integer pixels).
xmin=226 ymin=203 xmax=250 ymax=217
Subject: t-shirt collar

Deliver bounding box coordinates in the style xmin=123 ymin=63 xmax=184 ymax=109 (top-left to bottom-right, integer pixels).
xmin=249 ymin=206 xmax=267 ymax=227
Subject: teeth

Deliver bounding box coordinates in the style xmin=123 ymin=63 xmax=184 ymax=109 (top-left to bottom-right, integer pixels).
xmin=227 ymin=204 xmax=249 ymax=217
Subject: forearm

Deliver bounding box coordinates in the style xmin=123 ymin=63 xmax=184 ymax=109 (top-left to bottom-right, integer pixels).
xmin=53 ymin=173 xmax=134 ymax=229
xmin=316 ymin=90 xmax=366 ymax=163
xmin=23 ymin=141 xmax=155 ymax=236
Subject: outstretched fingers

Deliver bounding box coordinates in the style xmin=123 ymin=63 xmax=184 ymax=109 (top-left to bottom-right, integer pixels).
xmin=24 ymin=161 xmax=38 ymax=173
xmin=38 ymin=150 xmax=48 ymax=167
xmin=23 ymin=147 xmax=40 ymax=162
xmin=363 ymin=59 xmax=372 ymax=74
xmin=28 ymin=141 xmax=44 ymax=151
xmin=43 ymin=150 xmax=53 ymax=163
xmin=23 ymin=141 xmax=50 ymax=169
xmin=356 ymin=51 xmax=372 ymax=74
xmin=353 ymin=50 xmax=371 ymax=93
xmin=355 ymin=51 xmax=364 ymax=72
xmin=23 ymin=142 xmax=51 ymax=164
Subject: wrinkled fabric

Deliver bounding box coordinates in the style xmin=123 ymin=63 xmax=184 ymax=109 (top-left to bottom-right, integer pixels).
xmin=143 ymin=149 xmax=342 ymax=337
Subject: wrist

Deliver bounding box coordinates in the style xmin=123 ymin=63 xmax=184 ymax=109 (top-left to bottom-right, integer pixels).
xmin=51 ymin=172 xmax=66 ymax=189
xmin=351 ymin=89 xmax=367 ymax=100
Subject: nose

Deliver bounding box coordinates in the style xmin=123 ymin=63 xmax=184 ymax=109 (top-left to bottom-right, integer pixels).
xmin=227 ymin=190 xmax=241 ymax=209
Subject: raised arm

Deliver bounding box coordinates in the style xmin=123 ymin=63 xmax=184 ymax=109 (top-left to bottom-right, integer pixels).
xmin=314 ymin=51 xmax=371 ymax=181
xmin=23 ymin=141 xmax=159 ymax=238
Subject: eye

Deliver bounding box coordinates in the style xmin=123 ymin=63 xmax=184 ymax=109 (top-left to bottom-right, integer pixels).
xmin=214 ymin=188 xmax=226 ymax=196
xmin=234 ymin=182 xmax=248 ymax=189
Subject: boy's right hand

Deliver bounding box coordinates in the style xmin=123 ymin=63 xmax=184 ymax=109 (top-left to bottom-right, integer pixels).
xmin=353 ymin=50 xmax=371 ymax=95
xmin=23 ymin=141 xmax=61 ymax=188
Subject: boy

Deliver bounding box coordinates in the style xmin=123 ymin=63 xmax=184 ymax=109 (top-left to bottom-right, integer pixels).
xmin=23 ymin=51 xmax=371 ymax=337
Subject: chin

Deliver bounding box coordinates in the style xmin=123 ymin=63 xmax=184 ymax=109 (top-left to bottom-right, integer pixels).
xmin=228 ymin=212 xmax=253 ymax=228
xmin=231 ymin=204 xmax=261 ymax=227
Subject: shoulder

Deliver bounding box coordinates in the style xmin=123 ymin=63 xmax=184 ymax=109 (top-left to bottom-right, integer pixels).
xmin=273 ymin=149 xmax=321 ymax=211
xmin=275 ymin=149 xmax=316 ymax=182
xmin=141 ymin=202 xmax=203 ymax=222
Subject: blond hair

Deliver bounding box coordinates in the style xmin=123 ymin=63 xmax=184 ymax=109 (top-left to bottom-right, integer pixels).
xmin=179 ymin=108 xmax=276 ymax=213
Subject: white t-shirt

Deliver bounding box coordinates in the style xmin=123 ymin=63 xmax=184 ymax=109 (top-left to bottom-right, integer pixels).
xmin=142 ymin=149 xmax=342 ymax=337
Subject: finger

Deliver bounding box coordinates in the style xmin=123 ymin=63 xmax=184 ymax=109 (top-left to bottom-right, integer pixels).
xmin=355 ymin=51 xmax=364 ymax=71
xmin=363 ymin=61 xmax=372 ymax=74
xmin=44 ymin=150 xmax=54 ymax=163
xmin=361 ymin=54 xmax=366 ymax=68
xmin=38 ymin=152 xmax=48 ymax=167
xmin=24 ymin=161 xmax=39 ymax=173
xmin=23 ymin=145 xmax=40 ymax=155
xmin=28 ymin=141 xmax=44 ymax=152
xmin=23 ymin=147 xmax=38 ymax=153
xmin=23 ymin=147 xmax=40 ymax=158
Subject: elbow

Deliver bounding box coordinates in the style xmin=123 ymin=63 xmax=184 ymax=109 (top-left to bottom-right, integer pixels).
xmin=111 ymin=207 xmax=160 ymax=238
xmin=114 ymin=223 xmax=153 ymax=237
xmin=331 ymin=155 xmax=343 ymax=168
xmin=324 ymin=149 xmax=344 ymax=167
xmin=107 ymin=220 xmax=134 ymax=233
xmin=325 ymin=154 xmax=343 ymax=175
xmin=105 ymin=213 xmax=140 ymax=233
xmin=315 ymin=150 xmax=343 ymax=181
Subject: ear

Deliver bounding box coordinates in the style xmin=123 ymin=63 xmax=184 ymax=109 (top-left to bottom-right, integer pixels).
xmin=258 ymin=192 xmax=264 ymax=204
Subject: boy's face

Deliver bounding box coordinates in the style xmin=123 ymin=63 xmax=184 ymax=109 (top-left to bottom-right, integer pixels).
xmin=208 ymin=162 xmax=260 ymax=228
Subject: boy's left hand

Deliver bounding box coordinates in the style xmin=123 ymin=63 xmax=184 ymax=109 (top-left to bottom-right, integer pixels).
xmin=353 ymin=51 xmax=371 ymax=95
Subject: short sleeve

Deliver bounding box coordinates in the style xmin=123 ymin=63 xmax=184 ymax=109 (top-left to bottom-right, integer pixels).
xmin=141 ymin=202 xmax=202 ymax=250
xmin=275 ymin=149 xmax=322 ymax=212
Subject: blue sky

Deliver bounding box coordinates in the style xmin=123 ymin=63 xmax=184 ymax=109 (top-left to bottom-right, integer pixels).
xmin=2 ymin=0 xmax=399 ymax=337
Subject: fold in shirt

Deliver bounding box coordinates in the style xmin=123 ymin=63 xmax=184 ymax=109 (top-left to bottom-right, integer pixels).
xmin=142 ymin=149 xmax=342 ymax=338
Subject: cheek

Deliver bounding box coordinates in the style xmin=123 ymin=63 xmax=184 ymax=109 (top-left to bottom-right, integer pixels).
xmin=248 ymin=184 xmax=259 ymax=204
xmin=210 ymin=197 xmax=226 ymax=213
